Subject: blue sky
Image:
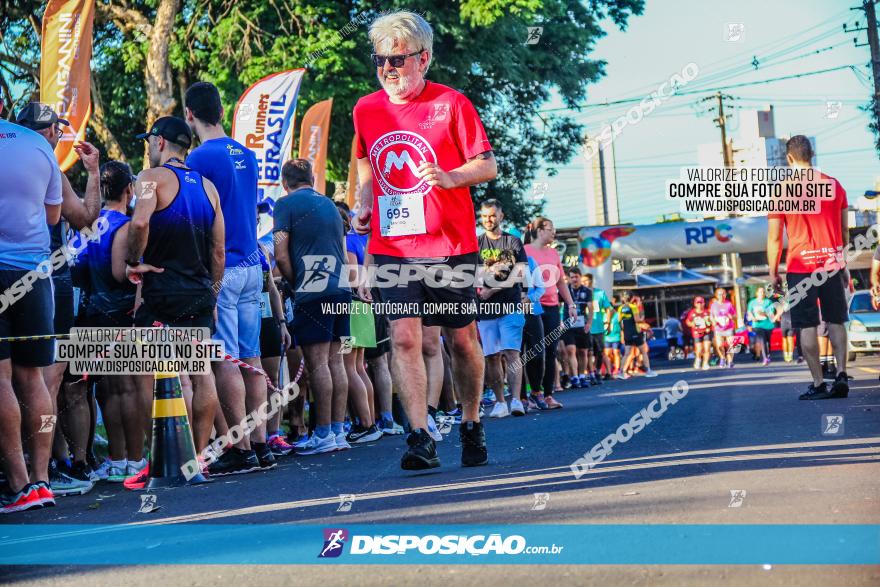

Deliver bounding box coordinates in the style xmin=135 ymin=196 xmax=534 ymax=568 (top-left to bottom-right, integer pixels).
xmin=539 ymin=0 xmax=879 ymax=226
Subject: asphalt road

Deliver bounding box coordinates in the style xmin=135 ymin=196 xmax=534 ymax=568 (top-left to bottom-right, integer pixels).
xmin=2 ymin=353 xmax=879 ymax=585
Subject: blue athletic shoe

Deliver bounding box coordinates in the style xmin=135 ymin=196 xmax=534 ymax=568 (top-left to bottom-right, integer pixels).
xmin=529 ymin=393 xmax=549 ymax=410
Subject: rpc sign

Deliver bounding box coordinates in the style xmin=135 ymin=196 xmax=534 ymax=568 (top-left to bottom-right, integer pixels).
xmin=685 ymin=223 xmax=732 ymax=245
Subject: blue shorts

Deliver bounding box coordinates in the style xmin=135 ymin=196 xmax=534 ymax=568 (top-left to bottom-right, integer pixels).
xmin=292 ymin=293 xmax=351 ymax=346
xmin=604 ymin=340 xmax=620 ymax=350
xmin=477 ymin=312 xmax=525 ymax=356
xmin=216 ymin=264 xmax=262 ymax=359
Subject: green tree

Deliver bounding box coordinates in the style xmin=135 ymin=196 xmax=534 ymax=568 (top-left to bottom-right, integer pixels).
xmin=1 ymin=0 xmax=644 ymax=224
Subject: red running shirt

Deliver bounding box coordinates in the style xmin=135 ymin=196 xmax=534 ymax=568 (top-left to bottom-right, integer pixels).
xmin=353 ymin=82 xmax=492 ymax=257
xmin=685 ymin=308 xmax=712 ymax=338
xmin=769 ymin=172 xmax=847 ymax=274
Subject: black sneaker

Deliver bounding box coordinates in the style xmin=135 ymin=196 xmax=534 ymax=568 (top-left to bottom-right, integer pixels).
xmin=48 ymin=460 xmax=94 ymax=496
xmin=346 ymin=423 xmax=367 ymax=441
xmin=207 ymin=447 xmax=261 ymax=476
xmin=348 ymin=424 xmax=383 ymax=444
xmin=401 ymin=429 xmax=440 ymax=470
xmin=68 ymin=461 xmax=95 ymax=482
xmin=799 ymin=382 xmax=833 ymax=400
xmin=830 ymin=371 xmax=849 ymax=398
xmin=252 ymin=443 xmax=277 ymax=470
xmin=460 ymin=421 xmax=488 ymax=467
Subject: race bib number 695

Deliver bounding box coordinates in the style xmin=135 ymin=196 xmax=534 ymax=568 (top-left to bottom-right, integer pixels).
xmin=379 ymin=193 xmax=427 ymax=237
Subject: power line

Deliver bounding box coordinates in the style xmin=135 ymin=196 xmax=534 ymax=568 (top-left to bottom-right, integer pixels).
xmin=685 ymin=27 xmax=847 ymax=91
xmin=617 ymin=149 xmax=696 ymax=163
xmin=821 ymin=147 xmax=876 ymax=155
xmin=594 ymin=8 xmax=853 ymax=105
xmin=540 ymin=64 xmax=861 ymax=113
xmin=736 ymin=97 xmax=866 ymax=103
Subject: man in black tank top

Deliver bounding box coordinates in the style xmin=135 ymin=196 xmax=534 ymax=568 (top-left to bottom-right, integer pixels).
xmin=124 ymin=116 xmax=225 ymax=464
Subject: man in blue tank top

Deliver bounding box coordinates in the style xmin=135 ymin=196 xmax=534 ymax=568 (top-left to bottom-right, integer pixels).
xmin=82 ymin=161 xmax=144 ymax=484
xmin=184 ymin=82 xmax=276 ymax=474
xmin=124 ymin=116 xmax=227 ymax=482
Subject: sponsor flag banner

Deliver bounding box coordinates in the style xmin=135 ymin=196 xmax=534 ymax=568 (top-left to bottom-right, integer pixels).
xmin=231 ymin=69 xmax=305 ymax=212
xmin=346 ymin=134 xmax=358 ymax=209
xmin=40 ymin=0 xmax=95 ymax=172
xmin=297 ymin=98 xmax=333 ymax=195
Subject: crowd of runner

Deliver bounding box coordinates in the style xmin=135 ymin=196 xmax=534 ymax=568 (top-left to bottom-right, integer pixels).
xmin=0 ymin=11 xmax=860 ymax=515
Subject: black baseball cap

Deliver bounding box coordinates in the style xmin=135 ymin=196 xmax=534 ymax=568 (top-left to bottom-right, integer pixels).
xmin=16 ymin=102 xmax=70 ymax=130
xmin=136 ymin=116 xmax=192 ymax=149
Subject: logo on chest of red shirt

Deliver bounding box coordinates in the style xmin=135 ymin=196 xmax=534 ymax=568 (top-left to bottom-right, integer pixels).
xmin=418 ymin=103 xmax=450 ymax=129
xmin=369 ymin=130 xmax=437 ymax=196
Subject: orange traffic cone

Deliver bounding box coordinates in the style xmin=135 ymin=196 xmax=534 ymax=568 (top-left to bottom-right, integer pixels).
xmin=146 ymin=372 xmax=209 ymax=489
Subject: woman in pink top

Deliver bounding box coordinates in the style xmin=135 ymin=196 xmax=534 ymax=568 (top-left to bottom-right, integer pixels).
xmin=523 ymin=217 xmax=577 ymax=409
xmin=710 ymin=287 xmax=737 ymax=368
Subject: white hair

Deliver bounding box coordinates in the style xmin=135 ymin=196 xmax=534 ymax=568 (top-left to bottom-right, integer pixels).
xmin=369 ymin=10 xmax=433 ymax=69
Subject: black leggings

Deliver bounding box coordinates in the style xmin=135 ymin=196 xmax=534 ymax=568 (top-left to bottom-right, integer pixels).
xmin=540 ymin=306 xmax=562 ymax=396
xmin=522 ymin=312 xmax=545 ymax=394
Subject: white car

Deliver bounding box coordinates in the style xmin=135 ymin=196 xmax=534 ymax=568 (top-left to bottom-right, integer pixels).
xmin=846 ymin=290 xmax=880 ymax=362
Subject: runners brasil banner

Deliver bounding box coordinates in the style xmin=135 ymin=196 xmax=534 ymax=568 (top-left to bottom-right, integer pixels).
xmin=40 ymin=0 xmax=95 ymax=172
xmin=298 ymin=98 xmax=333 ymax=195
xmin=231 ymin=68 xmax=305 ymax=213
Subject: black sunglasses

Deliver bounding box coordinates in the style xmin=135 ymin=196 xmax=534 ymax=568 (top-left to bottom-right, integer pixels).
xmin=371 ymin=49 xmax=424 ymax=68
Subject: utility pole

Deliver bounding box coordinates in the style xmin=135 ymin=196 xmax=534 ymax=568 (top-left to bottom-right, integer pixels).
xmin=716 ymin=92 xmax=732 ymax=168
xmin=698 ymin=92 xmax=735 ymax=170
xmin=865 ymin=1 xmax=880 ymax=122
xmin=847 ymin=2 xmax=880 ymax=130
xmin=700 ymin=92 xmax=745 ymax=326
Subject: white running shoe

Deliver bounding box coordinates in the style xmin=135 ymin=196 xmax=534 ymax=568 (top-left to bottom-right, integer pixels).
xmin=693 ymin=358 xmax=701 ymax=369
xmin=292 ymin=434 xmax=311 ymax=449
xmin=489 ymin=402 xmax=510 ymax=418
xmin=702 ymin=362 xmax=711 ymax=371
xmin=510 ymin=398 xmax=525 ymax=416
xmin=106 ymin=459 xmax=128 ymax=482
xmin=426 ymin=415 xmax=443 ymax=442
xmin=379 ymin=420 xmax=404 ymax=435
xmin=296 ymin=433 xmax=337 ymax=455
xmin=92 ymin=459 xmax=113 ymax=481
xmin=435 ymin=415 xmax=454 ymax=435
xmin=126 ymin=458 xmax=148 ymax=476
xmin=335 ymin=431 xmax=351 ymax=451
xmin=644 ymin=370 xmax=658 ymax=378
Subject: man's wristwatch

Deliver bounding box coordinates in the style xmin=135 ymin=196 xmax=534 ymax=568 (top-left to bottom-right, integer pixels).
xmin=125 ymin=259 xmax=140 ymax=267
